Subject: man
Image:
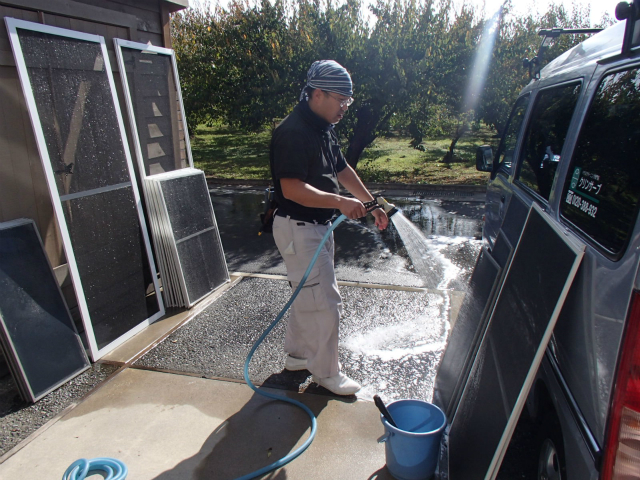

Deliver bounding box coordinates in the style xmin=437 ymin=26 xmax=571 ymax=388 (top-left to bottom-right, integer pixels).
xmin=270 ymin=60 xmax=388 ymax=396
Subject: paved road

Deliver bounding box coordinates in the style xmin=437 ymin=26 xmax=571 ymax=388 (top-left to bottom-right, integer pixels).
xmin=135 ymin=187 xmax=487 ymax=403
xmin=209 ymin=187 xmax=485 ymax=288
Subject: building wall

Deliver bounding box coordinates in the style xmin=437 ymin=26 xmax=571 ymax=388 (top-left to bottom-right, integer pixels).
xmin=0 ymin=0 xmax=187 ymax=275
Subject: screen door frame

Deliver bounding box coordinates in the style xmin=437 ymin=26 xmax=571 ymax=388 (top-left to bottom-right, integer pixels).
xmin=113 ymin=38 xmax=194 ymax=179
xmin=5 ymin=17 xmax=165 ymax=360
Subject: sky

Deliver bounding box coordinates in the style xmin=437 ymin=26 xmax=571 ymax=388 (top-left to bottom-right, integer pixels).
xmin=205 ymin=0 xmax=619 ymax=26
xmin=458 ymin=0 xmax=616 ymax=24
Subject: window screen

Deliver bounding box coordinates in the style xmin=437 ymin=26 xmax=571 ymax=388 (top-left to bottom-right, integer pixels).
xmin=118 ymin=45 xmax=188 ymax=176
xmin=561 ymin=68 xmax=640 ymax=256
xmin=517 ymin=83 xmax=581 ymax=200
xmin=7 ymin=19 xmax=164 ymax=359
xmin=0 ymin=219 xmax=90 ymax=402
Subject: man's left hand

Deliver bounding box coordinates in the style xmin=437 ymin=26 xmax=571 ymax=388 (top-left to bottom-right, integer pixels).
xmin=371 ymin=208 xmax=389 ymax=230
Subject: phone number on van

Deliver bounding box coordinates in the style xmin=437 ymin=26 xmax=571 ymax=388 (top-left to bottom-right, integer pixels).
xmin=566 ymin=190 xmax=598 ymax=218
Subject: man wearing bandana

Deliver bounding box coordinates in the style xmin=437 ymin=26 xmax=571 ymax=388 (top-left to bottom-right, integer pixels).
xmin=270 ymin=60 xmax=389 ymax=395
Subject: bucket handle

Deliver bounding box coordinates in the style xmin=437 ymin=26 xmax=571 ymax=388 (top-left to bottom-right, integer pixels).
xmin=377 ymin=432 xmax=393 ymax=443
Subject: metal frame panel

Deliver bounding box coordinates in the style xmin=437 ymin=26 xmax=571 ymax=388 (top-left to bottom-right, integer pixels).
xmin=5 ymin=18 xmax=165 ymax=360
xmin=0 ymin=218 xmax=90 ymax=402
xmin=113 ymin=38 xmax=193 ymax=178
xmin=448 ymin=203 xmax=585 ymax=480
xmin=146 ymin=168 xmax=229 ymax=307
xmin=434 ymin=246 xmax=502 ymax=418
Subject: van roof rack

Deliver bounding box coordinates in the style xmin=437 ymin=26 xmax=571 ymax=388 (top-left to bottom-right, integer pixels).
xmin=523 ymin=27 xmax=603 ymax=79
xmin=616 ymin=1 xmax=640 ymax=54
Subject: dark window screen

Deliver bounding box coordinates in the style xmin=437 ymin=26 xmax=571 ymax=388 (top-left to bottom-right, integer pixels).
xmin=15 ymin=28 xmax=162 ymax=351
xmin=159 ymin=172 xmax=228 ymax=305
xmin=434 ymin=247 xmax=501 ymax=418
xmin=517 ymin=83 xmax=581 ymax=200
xmin=561 ymin=68 xmax=640 ymax=256
xmin=18 ymin=30 xmax=130 ymax=196
xmin=62 ymin=187 xmax=160 ymax=350
xmin=449 ymin=206 xmax=582 ymax=480
xmin=121 ymin=46 xmax=186 ymax=176
xmin=0 ymin=220 xmax=89 ymax=402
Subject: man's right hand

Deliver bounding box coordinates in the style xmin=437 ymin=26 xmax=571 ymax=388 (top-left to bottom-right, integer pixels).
xmin=338 ymin=196 xmax=367 ymax=219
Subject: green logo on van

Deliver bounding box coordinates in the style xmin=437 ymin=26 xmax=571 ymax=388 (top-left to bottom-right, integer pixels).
xmin=571 ymin=167 xmax=582 ymax=189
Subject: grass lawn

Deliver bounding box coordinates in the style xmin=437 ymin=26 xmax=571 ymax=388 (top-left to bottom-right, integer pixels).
xmin=191 ymin=124 xmax=499 ymax=185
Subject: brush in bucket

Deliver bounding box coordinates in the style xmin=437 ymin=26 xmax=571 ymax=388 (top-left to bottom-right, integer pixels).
xmin=377 ymin=398 xmax=446 ymax=480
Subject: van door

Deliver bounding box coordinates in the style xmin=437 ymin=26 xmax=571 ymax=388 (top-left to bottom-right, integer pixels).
xmin=553 ymin=64 xmax=640 ymax=448
xmin=483 ymin=95 xmax=529 ymax=249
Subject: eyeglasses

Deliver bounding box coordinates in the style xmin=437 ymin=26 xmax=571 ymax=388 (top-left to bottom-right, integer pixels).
xmin=324 ymin=91 xmax=354 ymax=108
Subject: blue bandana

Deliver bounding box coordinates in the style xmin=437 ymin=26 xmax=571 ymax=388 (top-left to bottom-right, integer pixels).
xmin=300 ymin=60 xmax=353 ymax=101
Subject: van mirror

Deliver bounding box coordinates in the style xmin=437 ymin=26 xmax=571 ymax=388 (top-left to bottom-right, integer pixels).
xmin=476 ymin=145 xmax=494 ymax=172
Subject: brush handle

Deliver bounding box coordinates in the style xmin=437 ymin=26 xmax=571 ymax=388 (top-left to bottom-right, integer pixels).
xmin=374 ymin=395 xmax=398 ymax=428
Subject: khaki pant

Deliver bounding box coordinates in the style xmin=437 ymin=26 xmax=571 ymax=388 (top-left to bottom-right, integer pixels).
xmin=273 ymin=214 xmax=342 ymax=378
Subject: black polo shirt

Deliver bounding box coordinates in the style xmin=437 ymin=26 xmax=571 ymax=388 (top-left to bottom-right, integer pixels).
xmin=270 ymin=100 xmax=348 ymax=223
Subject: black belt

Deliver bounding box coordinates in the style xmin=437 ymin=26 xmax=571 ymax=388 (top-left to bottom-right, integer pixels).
xmin=275 ymin=210 xmax=332 ymax=225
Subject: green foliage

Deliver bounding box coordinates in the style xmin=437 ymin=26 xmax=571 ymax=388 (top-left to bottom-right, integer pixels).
xmin=190 ymin=124 xmax=494 ymax=184
xmin=172 ymin=0 xmax=615 ymax=167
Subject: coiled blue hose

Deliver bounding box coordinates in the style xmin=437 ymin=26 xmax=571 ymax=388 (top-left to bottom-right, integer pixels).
xmin=236 ymin=213 xmax=348 ymax=480
xmin=62 ymin=457 xmax=128 ymax=480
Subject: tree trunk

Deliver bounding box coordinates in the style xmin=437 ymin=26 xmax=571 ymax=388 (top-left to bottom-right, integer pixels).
xmin=445 ymin=122 xmax=469 ymax=162
xmin=345 ymin=105 xmax=394 ymax=169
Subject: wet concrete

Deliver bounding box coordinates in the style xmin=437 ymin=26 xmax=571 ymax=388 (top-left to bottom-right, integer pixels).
xmin=209 ymin=188 xmax=484 ymax=289
xmin=133 ymin=188 xmax=486 ymax=404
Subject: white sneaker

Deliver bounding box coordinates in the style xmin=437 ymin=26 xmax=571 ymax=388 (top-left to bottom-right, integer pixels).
xmin=312 ymin=372 xmax=361 ymax=396
xmin=285 ymin=355 xmax=308 ymax=371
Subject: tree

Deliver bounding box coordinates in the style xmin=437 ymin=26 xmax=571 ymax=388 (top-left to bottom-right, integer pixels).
xmin=171 ymin=0 xmax=615 ymax=167
xmin=477 ymin=1 xmax=611 ymax=136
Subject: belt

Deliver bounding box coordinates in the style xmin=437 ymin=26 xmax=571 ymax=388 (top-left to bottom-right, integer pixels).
xmin=275 ymin=210 xmax=332 ymax=225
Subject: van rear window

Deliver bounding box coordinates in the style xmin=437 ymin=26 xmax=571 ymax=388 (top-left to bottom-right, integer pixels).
xmin=517 ymin=83 xmax=581 ymax=200
xmin=561 ymin=68 xmax=640 ymax=256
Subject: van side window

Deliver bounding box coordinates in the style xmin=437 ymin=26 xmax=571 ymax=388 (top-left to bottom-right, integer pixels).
xmin=494 ymin=95 xmax=530 ymax=175
xmin=561 ymin=68 xmax=640 ymax=256
xmin=516 ymin=83 xmax=581 ymax=200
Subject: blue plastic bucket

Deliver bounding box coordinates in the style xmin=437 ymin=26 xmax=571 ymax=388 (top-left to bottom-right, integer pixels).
xmin=378 ymin=399 xmax=446 ymax=480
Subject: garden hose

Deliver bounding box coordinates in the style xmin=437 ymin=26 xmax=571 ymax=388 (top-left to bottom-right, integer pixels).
xmin=238 ymin=197 xmax=397 ymax=479
xmin=237 ymin=213 xmax=348 ymax=480
xmin=62 ymin=457 xmax=128 ymax=480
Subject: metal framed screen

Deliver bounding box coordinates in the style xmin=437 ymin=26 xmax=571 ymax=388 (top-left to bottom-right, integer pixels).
xmin=433 ymin=246 xmax=502 ymax=418
xmin=434 ymin=194 xmax=530 ymax=419
xmin=0 ymin=219 xmax=90 ymax=402
xmin=145 ymin=169 xmax=229 ymax=307
xmin=448 ymin=203 xmax=584 ymax=480
xmin=5 ymin=18 xmax=164 ymax=360
xmin=113 ymin=39 xmax=192 ymax=177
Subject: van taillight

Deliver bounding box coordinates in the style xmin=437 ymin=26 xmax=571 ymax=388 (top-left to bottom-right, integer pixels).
xmin=602 ymin=290 xmax=640 ymax=479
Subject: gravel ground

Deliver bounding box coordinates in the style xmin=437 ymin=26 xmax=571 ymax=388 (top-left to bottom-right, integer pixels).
xmin=134 ymin=276 xmax=451 ymax=403
xmin=0 ymin=363 xmax=119 ymax=457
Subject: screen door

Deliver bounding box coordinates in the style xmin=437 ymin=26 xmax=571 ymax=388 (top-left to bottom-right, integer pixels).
xmin=5 ymin=18 xmax=164 ymax=360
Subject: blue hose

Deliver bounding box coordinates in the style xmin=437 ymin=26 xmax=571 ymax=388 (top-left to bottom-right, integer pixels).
xmin=62 ymin=457 xmax=128 ymax=480
xmin=236 ymin=213 xmax=348 ymax=480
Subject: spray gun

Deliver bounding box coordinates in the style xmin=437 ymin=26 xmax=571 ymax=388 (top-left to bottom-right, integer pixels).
xmin=364 ymin=196 xmax=399 ymax=218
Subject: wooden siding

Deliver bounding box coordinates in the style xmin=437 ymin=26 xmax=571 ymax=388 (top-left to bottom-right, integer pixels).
xmin=0 ymin=0 xmax=186 ymax=273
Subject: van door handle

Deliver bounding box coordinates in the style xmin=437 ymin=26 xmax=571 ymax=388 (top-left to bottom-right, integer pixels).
xmin=499 ymin=196 xmax=506 ymax=219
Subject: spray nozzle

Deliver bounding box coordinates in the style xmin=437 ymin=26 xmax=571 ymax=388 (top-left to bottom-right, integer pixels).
xmin=376 ymin=196 xmax=399 ymax=218
xmin=364 ymin=197 xmax=399 ymax=217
